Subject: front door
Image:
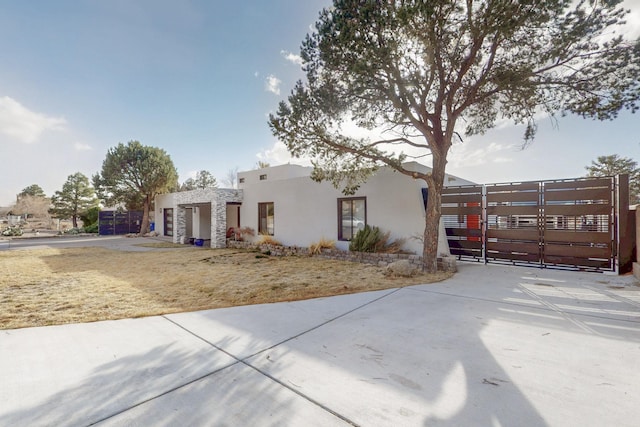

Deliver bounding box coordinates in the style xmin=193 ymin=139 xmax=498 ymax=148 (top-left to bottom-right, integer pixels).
xmin=164 ymin=208 xmax=173 ymax=236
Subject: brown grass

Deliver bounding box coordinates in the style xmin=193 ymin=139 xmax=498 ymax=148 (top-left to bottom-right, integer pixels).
xmin=0 ymin=247 xmax=451 ymax=330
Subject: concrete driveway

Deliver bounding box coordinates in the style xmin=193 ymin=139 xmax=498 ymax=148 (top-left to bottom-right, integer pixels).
xmin=1 ymin=262 xmax=639 ymax=426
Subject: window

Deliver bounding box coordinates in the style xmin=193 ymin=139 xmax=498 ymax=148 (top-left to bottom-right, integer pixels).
xmin=239 ymin=177 xmax=245 ymax=184
xmin=258 ymin=202 xmax=274 ymax=235
xmin=259 ymin=174 xmax=267 ymax=181
xmin=338 ymin=197 xmax=366 ymax=241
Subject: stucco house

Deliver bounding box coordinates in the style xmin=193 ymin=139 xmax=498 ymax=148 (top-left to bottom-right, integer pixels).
xmin=154 ymin=162 xmax=475 ymax=254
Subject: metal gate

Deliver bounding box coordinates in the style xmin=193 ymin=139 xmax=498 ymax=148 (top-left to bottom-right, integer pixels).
xmin=98 ymin=211 xmax=143 ymax=235
xmin=443 ymin=176 xmax=619 ymax=271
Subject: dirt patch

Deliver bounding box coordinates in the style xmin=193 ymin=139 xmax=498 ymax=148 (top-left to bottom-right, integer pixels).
xmin=0 ymin=247 xmax=451 ymax=330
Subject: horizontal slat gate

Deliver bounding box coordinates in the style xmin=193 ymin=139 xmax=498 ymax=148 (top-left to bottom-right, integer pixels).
xmin=443 ymin=176 xmax=616 ymax=272
xmin=485 ymin=182 xmax=541 ymax=265
xmin=442 ymin=185 xmax=483 ymax=260
xmin=99 ymin=211 xmax=143 ymax=235
xmin=542 ymin=178 xmax=614 ymax=270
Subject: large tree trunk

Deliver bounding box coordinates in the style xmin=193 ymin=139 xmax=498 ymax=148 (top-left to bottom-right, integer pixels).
xmin=422 ymin=150 xmax=447 ymax=273
xmin=139 ymin=194 xmax=151 ymax=235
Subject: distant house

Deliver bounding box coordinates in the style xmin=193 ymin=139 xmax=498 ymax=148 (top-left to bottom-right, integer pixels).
xmin=154 ymin=162 xmax=475 ymax=254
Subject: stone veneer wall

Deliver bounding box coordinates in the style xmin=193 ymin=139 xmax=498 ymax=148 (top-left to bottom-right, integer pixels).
xmin=226 ymin=240 xmax=457 ymax=272
xmin=172 ymin=188 xmax=243 ymax=248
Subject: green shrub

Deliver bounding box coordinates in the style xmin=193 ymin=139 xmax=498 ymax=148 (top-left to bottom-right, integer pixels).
xmin=349 ymin=225 xmax=382 ymax=252
xmin=82 ymin=223 xmax=98 ymax=234
xmin=1 ymin=227 xmax=23 ymax=236
xmin=80 ymin=206 xmax=100 ymax=228
xmin=349 ymin=225 xmax=405 ymax=253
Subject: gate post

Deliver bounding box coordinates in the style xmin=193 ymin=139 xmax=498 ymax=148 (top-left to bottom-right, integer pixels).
xmin=617 ymin=174 xmax=632 ymax=274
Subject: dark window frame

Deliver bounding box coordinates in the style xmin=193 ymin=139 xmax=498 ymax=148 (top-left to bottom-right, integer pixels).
xmin=338 ymin=197 xmax=366 ymax=241
xmin=258 ymin=202 xmax=275 ymax=235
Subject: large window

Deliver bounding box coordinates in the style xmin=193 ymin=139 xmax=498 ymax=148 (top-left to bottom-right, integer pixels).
xmin=258 ymin=202 xmax=274 ymax=235
xmin=338 ymin=197 xmax=366 ymax=241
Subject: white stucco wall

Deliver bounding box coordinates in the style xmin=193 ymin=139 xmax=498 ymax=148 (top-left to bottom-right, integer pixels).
xmin=238 ymin=162 xmax=475 ymax=254
xmin=156 ymin=162 xmax=475 ymax=254
xmin=155 ymin=193 xmax=175 ymax=237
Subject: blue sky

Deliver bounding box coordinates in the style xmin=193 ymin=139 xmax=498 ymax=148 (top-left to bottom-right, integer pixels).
xmin=0 ymin=0 xmax=639 ymax=206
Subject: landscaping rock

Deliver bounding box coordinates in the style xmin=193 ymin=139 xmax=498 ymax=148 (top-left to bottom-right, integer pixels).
xmin=385 ymin=259 xmax=417 ymax=277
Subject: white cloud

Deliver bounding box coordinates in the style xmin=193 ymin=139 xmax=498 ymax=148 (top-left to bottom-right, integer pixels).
xmin=256 ymin=140 xmax=312 ymax=167
xmin=74 ymin=142 xmax=92 ymax=151
xmin=280 ymin=50 xmax=303 ymax=66
xmin=254 ymin=71 xmax=259 ymax=78
xmin=0 ymin=96 xmax=66 ymax=144
xmin=448 ymin=141 xmax=515 ymax=169
xmin=264 ymin=74 xmax=281 ymax=95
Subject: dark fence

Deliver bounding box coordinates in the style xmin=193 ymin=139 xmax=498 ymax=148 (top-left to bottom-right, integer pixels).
xmin=98 ymin=211 xmax=143 ymax=235
xmin=442 ymin=175 xmax=624 ymax=272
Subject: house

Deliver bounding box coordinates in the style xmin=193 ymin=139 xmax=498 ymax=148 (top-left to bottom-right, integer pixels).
xmin=154 ymin=162 xmax=476 ymax=254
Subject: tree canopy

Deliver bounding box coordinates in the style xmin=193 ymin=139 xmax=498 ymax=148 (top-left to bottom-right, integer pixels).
xmin=269 ymin=0 xmax=640 ymax=272
xmin=93 ymin=141 xmax=178 ymax=235
xmin=11 ymin=195 xmax=50 ymax=219
xmin=50 ymin=172 xmax=98 ymax=228
xmin=19 ymin=184 xmax=46 ymax=199
xmin=180 ymin=170 xmax=218 ymax=191
xmin=586 ymin=154 xmax=639 ymax=204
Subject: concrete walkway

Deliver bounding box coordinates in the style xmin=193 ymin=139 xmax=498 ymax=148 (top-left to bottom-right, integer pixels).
xmin=1 ymin=263 xmax=639 ymax=426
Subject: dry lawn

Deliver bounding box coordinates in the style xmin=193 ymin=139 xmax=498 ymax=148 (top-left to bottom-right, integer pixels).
xmin=0 ymin=246 xmax=451 ymax=330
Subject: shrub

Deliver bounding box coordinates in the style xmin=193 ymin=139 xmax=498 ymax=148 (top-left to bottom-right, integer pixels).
xmin=258 ymin=235 xmax=281 ymax=246
xmin=82 ymin=223 xmax=98 ymax=234
xmin=309 ymin=238 xmax=336 ymax=255
xmin=349 ymin=225 xmax=405 ymax=253
xmin=229 ymin=226 xmax=255 ymax=241
xmin=1 ymin=227 xmax=23 ymax=236
xmin=80 ymin=206 xmax=100 ymax=228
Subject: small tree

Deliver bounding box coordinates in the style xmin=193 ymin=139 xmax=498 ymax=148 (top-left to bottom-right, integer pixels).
xmin=11 ymin=195 xmax=50 ymax=220
xmin=50 ymin=172 xmax=98 ymax=228
xmin=223 ymin=167 xmax=239 ymax=189
xmin=181 ymin=170 xmax=218 ymax=191
xmin=255 ymin=161 xmax=271 ymax=169
xmin=586 ymin=154 xmax=639 ymax=204
xmin=270 ymin=0 xmax=640 ymax=273
xmin=79 ymin=206 xmax=100 ymax=230
xmin=93 ymin=141 xmax=178 ymax=235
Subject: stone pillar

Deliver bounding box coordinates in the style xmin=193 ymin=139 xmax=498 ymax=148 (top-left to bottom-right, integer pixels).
xmin=176 ymin=206 xmax=186 ymax=244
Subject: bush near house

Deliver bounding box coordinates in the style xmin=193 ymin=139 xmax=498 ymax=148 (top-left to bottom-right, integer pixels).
xmin=349 ymin=225 xmax=404 ymax=254
xmin=309 ymin=238 xmax=336 ymax=255
xmin=258 ymin=234 xmax=281 ymax=246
